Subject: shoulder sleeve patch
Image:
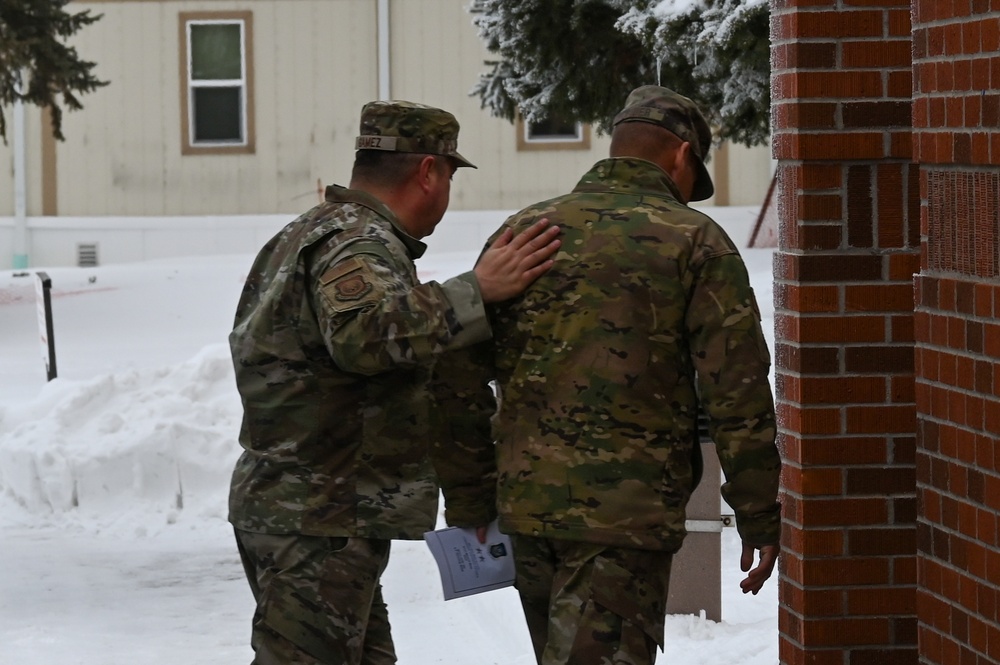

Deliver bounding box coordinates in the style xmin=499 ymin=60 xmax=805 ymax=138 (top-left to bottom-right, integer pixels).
xmin=318 ymin=256 xmax=383 ymax=313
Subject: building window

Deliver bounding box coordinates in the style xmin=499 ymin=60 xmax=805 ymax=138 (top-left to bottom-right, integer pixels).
xmin=179 ymin=11 xmax=255 ymax=154
xmin=516 ymin=114 xmax=590 ymax=152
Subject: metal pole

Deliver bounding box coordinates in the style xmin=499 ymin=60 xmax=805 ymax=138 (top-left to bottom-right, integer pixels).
xmin=13 ymin=80 xmax=28 ymax=269
xmin=377 ymin=0 xmax=391 ymax=100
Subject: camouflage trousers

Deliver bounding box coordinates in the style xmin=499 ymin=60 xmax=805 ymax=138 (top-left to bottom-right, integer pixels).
xmin=234 ymin=528 xmax=395 ymax=665
xmin=512 ymin=535 xmax=673 ymax=665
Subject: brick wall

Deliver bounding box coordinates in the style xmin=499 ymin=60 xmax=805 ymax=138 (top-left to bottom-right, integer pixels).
xmin=771 ymin=0 xmax=921 ymax=663
xmin=912 ymin=3 xmax=1000 ymax=664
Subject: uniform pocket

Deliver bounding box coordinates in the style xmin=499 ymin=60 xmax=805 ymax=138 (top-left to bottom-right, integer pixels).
xmin=325 ymin=536 xmax=349 ymax=553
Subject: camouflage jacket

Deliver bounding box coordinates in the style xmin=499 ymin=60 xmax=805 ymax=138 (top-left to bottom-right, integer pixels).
xmin=451 ymin=158 xmax=781 ymax=552
xmin=228 ymin=184 xmax=497 ymax=539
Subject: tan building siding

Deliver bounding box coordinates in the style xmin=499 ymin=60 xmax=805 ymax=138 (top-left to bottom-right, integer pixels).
xmin=57 ymin=0 xmax=379 ymax=216
xmin=724 ymin=140 xmax=775 ymax=207
xmin=2 ymin=0 xmax=772 ymax=268
xmin=61 ymin=2 xmax=173 ymax=215
xmin=252 ymin=0 xmax=378 ymax=213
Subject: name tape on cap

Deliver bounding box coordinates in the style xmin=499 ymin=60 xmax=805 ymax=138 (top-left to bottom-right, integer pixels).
xmin=355 ymin=135 xmax=400 ymax=151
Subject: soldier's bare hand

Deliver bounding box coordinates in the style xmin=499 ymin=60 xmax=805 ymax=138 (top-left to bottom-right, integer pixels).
xmin=474 ymin=219 xmax=561 ymax=304
xmin=739 ymin=542 xmax=778 ymax=595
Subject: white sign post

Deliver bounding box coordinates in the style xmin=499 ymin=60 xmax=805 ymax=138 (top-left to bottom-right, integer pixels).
xmin=34 ymin=272 xmax=57 ymax=381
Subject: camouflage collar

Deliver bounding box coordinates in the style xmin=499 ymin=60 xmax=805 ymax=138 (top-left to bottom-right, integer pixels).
xmin=574 ymin=158 xmax=685 ymax=203
xmin=324 ymin=184 xmax=427 ymax=259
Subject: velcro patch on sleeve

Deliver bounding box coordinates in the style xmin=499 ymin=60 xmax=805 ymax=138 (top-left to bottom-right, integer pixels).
xmin=318 ymin=256 xmax=383 ymax=313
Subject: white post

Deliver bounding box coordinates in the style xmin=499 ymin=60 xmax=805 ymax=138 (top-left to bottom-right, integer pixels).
xmin=12 ymin=85 xmax=28 ymax=269
xmin=377 ymin=0 xmax=391 ymax=100
xmin=665 ymin=420 xmax=727 ymax=621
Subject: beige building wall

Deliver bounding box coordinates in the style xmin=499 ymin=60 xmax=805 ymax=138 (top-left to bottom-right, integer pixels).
xmin=2 ymin=0 xmax=773 ymax=268
xmin=718 ymin=140 xmax=775 ymax=207
xmin=57 ymin=0 xmax=378 ymax=216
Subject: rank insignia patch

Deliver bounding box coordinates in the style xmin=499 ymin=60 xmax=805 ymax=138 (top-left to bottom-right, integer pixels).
xmin=335 ymin=274 xmax=372 ymax=301
xmin=319 ymin=256 xmax=383 ymax=313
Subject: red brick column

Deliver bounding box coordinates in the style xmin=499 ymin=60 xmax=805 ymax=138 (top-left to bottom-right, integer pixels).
xmin=771 ymin=1 xmax=921 ymax=663
xmin=911 ymin=4 xmax=1000 ymax=664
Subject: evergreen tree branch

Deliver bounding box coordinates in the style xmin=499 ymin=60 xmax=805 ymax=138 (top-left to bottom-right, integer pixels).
xmin=470 ymin=0 xmax=770 ymax=147
xmin=0 ymin=0 xmax=108 ymax=142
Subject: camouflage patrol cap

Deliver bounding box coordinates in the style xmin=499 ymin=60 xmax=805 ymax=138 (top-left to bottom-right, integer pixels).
xmin=612 ymin=85 xmax=714 ymax=201
xmin=356 ymin=100 xmax=476 ymax=168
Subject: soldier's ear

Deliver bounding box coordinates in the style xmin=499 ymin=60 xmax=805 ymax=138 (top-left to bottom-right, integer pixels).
xmin=415 ymin=155 xmax=438 ymax=194
xmin=668 ymin=142 xmax=697 ymax=204
xmin=674 ymin=141 xmax=692 ymax=171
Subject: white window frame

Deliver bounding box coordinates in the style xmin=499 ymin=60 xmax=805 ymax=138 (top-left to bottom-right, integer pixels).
xmin=179 ymin=11 xmax=255 ymax=155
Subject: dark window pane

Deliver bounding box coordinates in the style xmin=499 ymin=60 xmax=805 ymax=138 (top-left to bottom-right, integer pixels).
xmin=191 ymin=23 xmax=242 ymax=80
xmin=193 ymin=87 xmax=242 ymax=142
xmin=527 ymin=117 xmax=579 ymax=140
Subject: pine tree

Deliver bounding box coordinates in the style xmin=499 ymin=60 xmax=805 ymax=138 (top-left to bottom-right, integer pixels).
xmin=0 ymin=0 xmax=108 ymax=142
xmin=471 ymin=0 xmax=770 ymax=147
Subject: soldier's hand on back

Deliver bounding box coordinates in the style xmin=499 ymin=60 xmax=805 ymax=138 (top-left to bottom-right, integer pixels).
xmin=474 ymin=219 xmax=561 ymax=303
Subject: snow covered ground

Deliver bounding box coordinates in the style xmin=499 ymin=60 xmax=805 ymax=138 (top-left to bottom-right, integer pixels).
xmin=0 ymin=206 xmax=778 ymax=664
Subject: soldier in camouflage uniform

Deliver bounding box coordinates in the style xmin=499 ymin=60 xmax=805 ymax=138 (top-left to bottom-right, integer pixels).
xmin=445 ymin=86 xmax=782 ymax=664
xmin=228 ymin=100 xmax=560 ymax=665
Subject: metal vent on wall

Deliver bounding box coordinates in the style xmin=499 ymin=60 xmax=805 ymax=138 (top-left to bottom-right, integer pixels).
xmin=77 ymin=243 xmax=99 ymax=268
